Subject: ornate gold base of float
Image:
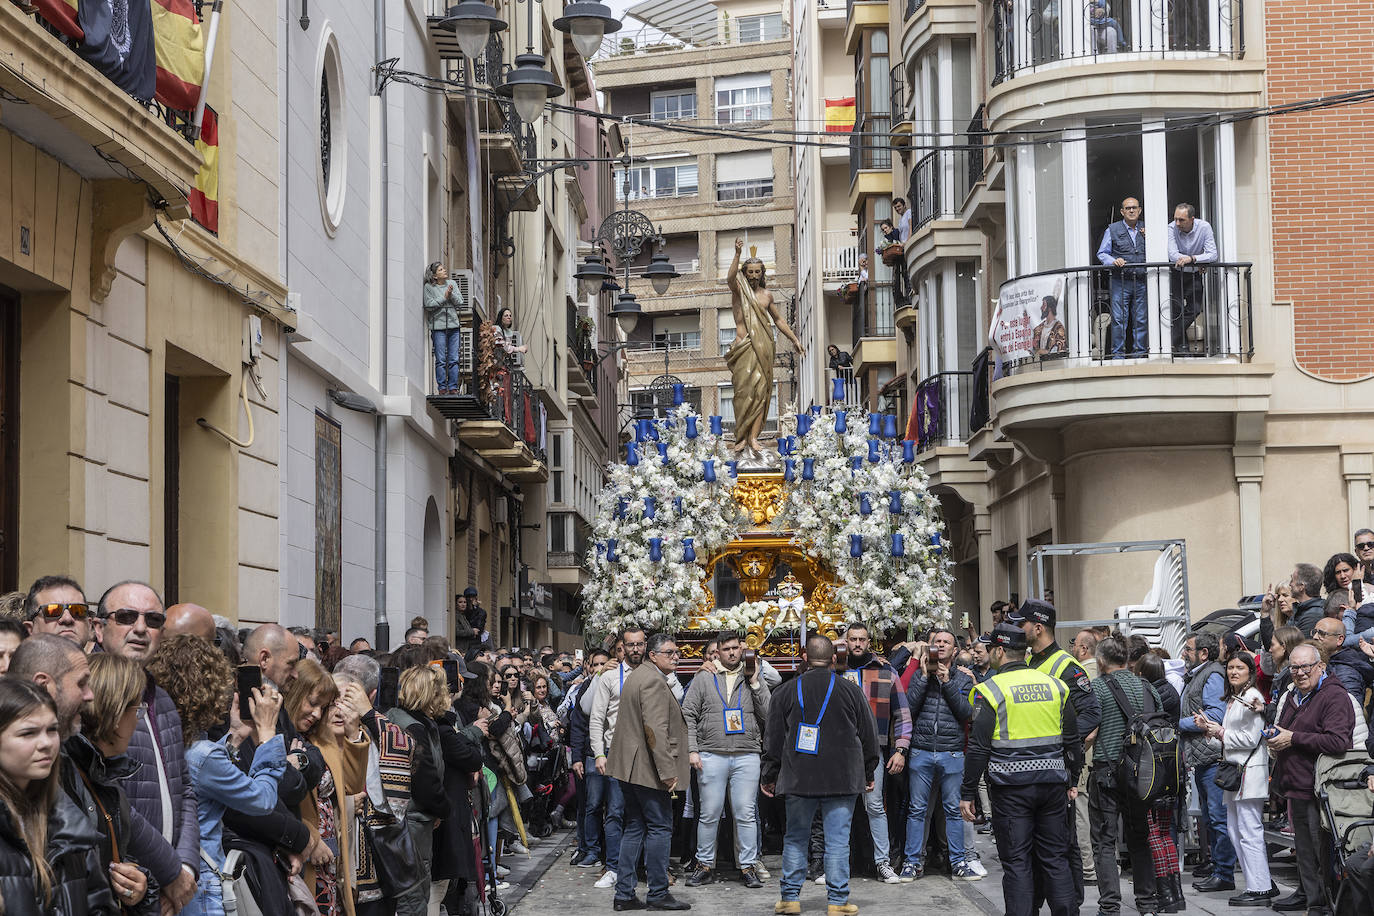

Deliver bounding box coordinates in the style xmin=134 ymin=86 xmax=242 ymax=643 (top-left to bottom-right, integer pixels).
xmin=676 ymin=471 xmax=850 ymax=672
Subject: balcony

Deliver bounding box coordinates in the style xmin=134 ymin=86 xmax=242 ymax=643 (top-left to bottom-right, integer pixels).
xmin=597 ymin=16 xmax=789 ymax=59
xmin=566 ymin=303 xmax=598 ymax=400
xmin=986 ymin=0 xmax=1257 ymax=130
xmin=901 ymin=0 xmax=979 ymax=63
xmin=1 ymin=4 xmax=201 ymax=222
xmin=889 ymin=65 xmax=910 ymax=147
xmin=910 ymin=148 xmax=970 ymax=232
xmin=427 ymin=310 xmax=548 ymax=481
xmin=823 ymin=229 xmax=862 ymax=284
xmin=960 ymin=105 xmax=1006 ymax=229
xmin=849 ymin=114 xmax=892 ymax=182
xmin=985 ymin=261 xmax=1272 ymax=463
xmin=912 ymin=369 xmax=987 ymax=493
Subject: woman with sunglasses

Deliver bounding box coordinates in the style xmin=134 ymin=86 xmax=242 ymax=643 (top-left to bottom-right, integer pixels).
xmin=1197 ymin=652 xmax=1274 ymax=905
xmin=66 ymin=653 xmax=158 ymax=913
xmin=0 ymin=678 xmax=120 ymax=914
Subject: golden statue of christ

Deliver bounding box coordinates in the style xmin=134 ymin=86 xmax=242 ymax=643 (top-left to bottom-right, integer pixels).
xmin=724 ymin=238 xmax=805 ymax=456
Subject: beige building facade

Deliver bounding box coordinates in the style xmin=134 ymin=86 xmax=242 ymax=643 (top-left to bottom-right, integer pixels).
xmin=793 ymin=0 xmax=1374 ymax=628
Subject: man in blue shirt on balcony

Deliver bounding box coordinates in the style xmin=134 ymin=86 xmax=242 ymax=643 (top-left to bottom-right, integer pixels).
xmin=1097 ymin=196 xmax=1148 ymax=358
xmin=1167 ymin=203 xmax=1218 ymax=354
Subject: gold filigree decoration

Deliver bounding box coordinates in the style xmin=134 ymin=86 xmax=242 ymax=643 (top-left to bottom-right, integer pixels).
xmin=731 ymin=475 xmax=785 ymax=527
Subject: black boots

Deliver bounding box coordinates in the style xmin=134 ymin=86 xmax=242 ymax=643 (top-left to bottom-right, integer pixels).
xmin=1155 ymin=873 xmax=1188 ymax=914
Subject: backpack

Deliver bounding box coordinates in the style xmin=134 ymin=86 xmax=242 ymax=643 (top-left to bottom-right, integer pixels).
xmin=1102 ymin=673 xmax=1182 ymax=803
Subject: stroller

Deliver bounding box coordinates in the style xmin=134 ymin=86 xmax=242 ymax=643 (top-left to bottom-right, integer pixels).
xmin=1314 ymin=753 xmax=1374 ymax=914
xmin=521 ymin=718 xmax=569 ymax=839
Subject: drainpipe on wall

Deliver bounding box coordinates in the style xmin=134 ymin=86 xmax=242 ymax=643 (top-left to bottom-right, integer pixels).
xmin=373 ymin=0 xmax=390 ymax=651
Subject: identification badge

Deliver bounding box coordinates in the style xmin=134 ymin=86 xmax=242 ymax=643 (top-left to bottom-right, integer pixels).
xmin=723 ymin=707 xmax=745 ymax=734
xmin=795 ymin=723 xmax=820 ymax=754
xmin=844 ymin=670 xmax=862 ymax=686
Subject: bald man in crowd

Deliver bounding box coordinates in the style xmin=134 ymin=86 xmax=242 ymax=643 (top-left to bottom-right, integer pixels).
xmin=165 ymin=602 xmax=216 ymax=641
xmin=243 ymin=623 xmax=300 ymax=688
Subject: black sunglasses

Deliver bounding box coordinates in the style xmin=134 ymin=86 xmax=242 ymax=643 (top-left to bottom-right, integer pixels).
xmin=106 ymin=608 xmax=167 ymax=629
xmin=1356 ymin=542 xmax=1374 ymax=550
xmin=32 ymin=602 xmax=91 ymax=620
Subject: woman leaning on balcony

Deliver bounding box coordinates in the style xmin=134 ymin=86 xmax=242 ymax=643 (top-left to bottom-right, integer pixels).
xmin=423 ymin=262 xmax=465 ymax=394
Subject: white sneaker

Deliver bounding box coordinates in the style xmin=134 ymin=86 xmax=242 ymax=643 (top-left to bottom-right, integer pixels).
xmin=754 ymin=863 xmax=771 ymax=879
xmin=495 ymin=864 xmax=510 ymax=879
xmin=963 ymin=858 xmax=988 ymax=878
xmin=594 ymin=870 xmax=618 ymax=889
xmin=876 ymin=863 xmax=901 ymax=884
xmin=813 ymin=873 xmax=826 ymax=885
xmin=507 ymin=840 xmax=530 ymax=855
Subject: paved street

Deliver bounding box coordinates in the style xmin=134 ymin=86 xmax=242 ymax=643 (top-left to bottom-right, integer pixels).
xmin=500 ymin=826 xmax=1303 ymax=915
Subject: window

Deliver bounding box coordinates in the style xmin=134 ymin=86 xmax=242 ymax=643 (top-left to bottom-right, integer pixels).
xmin=548 ymin=512 xmax=571 ymax=553
xmin=317 ymin=30 xmax=347 ymax=233
xmin=718 ymin=384 xmax=779 ymax=430
xmin=631 ymin=386 xmax=703 ymax=418
xmin=716 ymin=74 xmax=771 ymax=123
xmin=651 ymin=89 xmax=696 ymax=121
xmin=615 ymin=157 xmax=698 ymax=201
xmin=716 ymin=150 xmax=774 ymax=201
xmin=651 ymin=314 xmax=701 ymax=350
xmin=718 ymin=311 xmax=736 ymax=352
xmin=736 ymin=13 xmax=783 ymax=43
xmin=551 ymin=432 xmax=565 ymax=504
xmin=717 ymin=229 xmax=776 ymax=278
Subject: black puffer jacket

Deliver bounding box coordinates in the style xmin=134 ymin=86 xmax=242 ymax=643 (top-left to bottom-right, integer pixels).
xmin=62 ymin=736 xmax=158 ymax=916
xmin=907 ymin=667 xmax=975 ymax=752
xmin=0 ymin=785 xmax=119 ymax=916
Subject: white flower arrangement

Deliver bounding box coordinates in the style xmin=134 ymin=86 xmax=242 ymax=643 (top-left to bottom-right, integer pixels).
xmin=699 ymin=600 xmax=774 ymax=633
xmin=582 ymin=403 xmax=744 ymax=638
xmin=773 ymin=406 xmax=955 ymax=637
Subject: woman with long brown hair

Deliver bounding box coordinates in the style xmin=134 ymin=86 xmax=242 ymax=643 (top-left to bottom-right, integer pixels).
xmin=0 ymin=678 xmax=118 ymax=914
xmin=283 ymin=659 xmax=370 ymax=916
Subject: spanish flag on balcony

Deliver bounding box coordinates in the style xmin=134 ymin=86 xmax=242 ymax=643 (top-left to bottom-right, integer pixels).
xmin=32 ymin=0 xmax=82 ymax=40
xmin=151 ymin=0 xmax=206 ymax=111
xmin=825 ymin=97 xmax=856 ymax=133
xmin=189 ymin=105 xmax=219 ymax=233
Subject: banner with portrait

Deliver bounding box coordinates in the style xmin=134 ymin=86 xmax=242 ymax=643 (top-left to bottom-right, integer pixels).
xmin=989 ymin=274 xmax=1067 ymax=364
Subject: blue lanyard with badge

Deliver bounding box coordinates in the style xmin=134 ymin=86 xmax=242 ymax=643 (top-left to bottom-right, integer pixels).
xmin=714 ymin=674 xmax=746 ymax=734
xmin=795 ymin=673 xmax=835 ymax=755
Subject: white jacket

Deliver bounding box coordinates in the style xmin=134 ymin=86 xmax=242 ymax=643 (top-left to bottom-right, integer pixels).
xmin=1220 ymin=688 xmax=1269 ymax=800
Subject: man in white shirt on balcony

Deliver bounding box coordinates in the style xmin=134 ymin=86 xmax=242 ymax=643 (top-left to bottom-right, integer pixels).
xmin=893 ymin=197 xmax=911 ymax=241
xmin=1166 ymin=203 xmax=1218 ymax=355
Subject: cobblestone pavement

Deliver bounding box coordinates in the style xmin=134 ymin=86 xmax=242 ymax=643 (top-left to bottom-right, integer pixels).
xmin=500 ymin=825 xmax=1302 ymax=916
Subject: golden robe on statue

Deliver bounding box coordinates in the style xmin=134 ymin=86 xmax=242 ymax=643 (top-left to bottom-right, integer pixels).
xmin=724 ymin=269 xmax=775 ymax=439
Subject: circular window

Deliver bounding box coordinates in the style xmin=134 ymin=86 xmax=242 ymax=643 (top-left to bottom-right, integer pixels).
xmin=317 ymin=29 xmax=347 ymax=233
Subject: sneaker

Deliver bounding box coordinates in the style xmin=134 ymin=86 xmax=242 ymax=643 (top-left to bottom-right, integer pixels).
xmin=575 ymin=853 xmax=602 ymax=868
xmin=595 ymin=870 xmax=619 ymax=889
xmin=814 ymin=872 xmax=827 ymax=885
xmin=899 ymin=862 xmax=922 ymax=882
xmin=953 ymin=863 xmax=982 ymax=881
xmin=507 ymin=840 xmax=531 ymax=856
xmin=495 ymin=864 xmax=510 ymax=879
xmin=963 ymin=858 xmax=988 ymax=878
xmin=685 ymin=866 xmax=713 ymax=888
xmin=740 ymin=866 xmax=763 ymax=889
xmin=754 ymin=863 xmax=771 ymax=879
xmin=876 ymin=863 xmax=901 ymax=884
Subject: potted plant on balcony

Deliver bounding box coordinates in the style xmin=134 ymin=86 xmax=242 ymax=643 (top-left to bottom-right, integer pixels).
xmin=839 ymin=281 xmax=860 ymax=304
xmin=576 ymin=315 xmax=596 ymax=370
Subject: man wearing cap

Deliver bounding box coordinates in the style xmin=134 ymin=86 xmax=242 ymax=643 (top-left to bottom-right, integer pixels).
xmin=960 ymin=624 xmax=1080 ymax=916
xmin=1012 ymin=599 xmax=1100 ymax=906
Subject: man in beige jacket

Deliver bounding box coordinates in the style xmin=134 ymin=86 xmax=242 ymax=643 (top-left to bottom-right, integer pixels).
xmin=606 ymin=632 xmax=692 ymax=911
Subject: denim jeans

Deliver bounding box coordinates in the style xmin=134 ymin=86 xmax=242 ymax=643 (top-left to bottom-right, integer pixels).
xmin=1194 ymin=763 xmax=1236 ymax=877
xmin=695 ymin=751 xmax=761 ymax=868
xmin=582 ymin=758 xmax=624 ymax=871
xmin=904 ymin=749 xmax=966 ymax=865
xmin=432 ymin=327 xmax=461 ymax=390
xmin=613 ymin=781 xmax=673 ymax=903
xmin=181 ymin=861 xmax=225 ymax=916
xmin=861 ymin=759 xmax=891 ymax=865
xmin=782 ymin=795 xmax=855 ymax=905
xmin=1110 ymin=273 xmax=1148 ymax=356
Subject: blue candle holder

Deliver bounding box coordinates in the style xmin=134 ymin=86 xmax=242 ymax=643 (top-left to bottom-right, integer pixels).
xmin=868 ymin=439 xmax=881 ymax=463
xmin=686 ymin=416 xmax=698 ymax=439
xmin=673 ymin=496 xmax=684 ymax=516
xmin=859 ymin=493 xmax=872 ymax=515
xmin=727 ymin=461 xmax=739 ymax=479
xmin=710 ymin=415 xmax=723 ymax=436
xmin=784 ymin=458 xmax=795 ymax=482
xmin=849 ymin=534 xmax=863 ymax=558
xmin=891 ymin=532 xmax=905 ymax=557
xmin=832 ymin=377 xmax=845 ymax=402
xmin=835 ymin=410 xmax=847 ymax=433
xmin=777 ymin=437 xmax=788 ymax=457
xmin=810 ymin=404 xmax=823 ymax=416
xmin=658 ymin=441 xmax=669 ymax=465
xmin=850 ymin=455 xmax=863 ymax=472
xmin=883 ymin=414 xmax=898 ymax=439
xmin=672 ymin=383 xmax=685 ymax=406
xmin=626 ymin=442 xmax=639 ymax=466
xmin=647 ymin=421 xmax=659 ymax=441
xmin=932 ymin=531 xmax=942 ymax=555
xmin=889 ymin=490 xmax=902 ymax=514
xmin=643 ymin=496 xmax=656 ymax=520
xmin=868 ymin=413 xmax=882 ymax=436
xmin=801 ymin=457 xmax=815 ymax=480
xmin=615 ymin=498 xmax=627 ymax=520
xmin=649 ymin=537 xmax=663 ymax=562
xmin=683 ymin=537 xmax=696 ymax=563
xmin=703 ymin=459 xmax=716 ymax=483
xmin=902 ymin=440 xmax=916 ymax=463
xmin=796 ymin=414 xmax=810 ymax=437
xmin=606 ymin=538 xmax=618 ymax=562
xmin=634 ymin=420 xmax=647 ymax=443
xmin=787 ymin=436 xmax=797 ymax=454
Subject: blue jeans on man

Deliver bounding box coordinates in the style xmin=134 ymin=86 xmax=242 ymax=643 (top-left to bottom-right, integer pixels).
xmin=432 ymin=327 xmax=461 ymax=390
xmin=904 ymin=749 xmax=966 ymax=867
xmin=782 ymin=795 xmax=855 ymax=905
xmin=613 ymin=781 xmax=674 ymax=904
xmin=696 ymin=751 xmax=761 ymax=868
xmin=1194 ymin=762 xmax=1236 ymax=878
xmin=582 ymin=758 xmax=624 ymax=871
xmin=862 ymin=759 xmax=892 ymax=866
xmin=1110 ymin=271 xmax=1148 ymax=357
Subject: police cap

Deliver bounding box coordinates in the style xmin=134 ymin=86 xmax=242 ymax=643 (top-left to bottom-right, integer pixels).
xmin=1008 ymin=598 xmax=1056 ymax=628
xmin=988 ymin=624 xmax=1028 ymax=650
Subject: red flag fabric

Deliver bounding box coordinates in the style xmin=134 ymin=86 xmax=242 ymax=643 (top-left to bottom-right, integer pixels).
xmin=188 ymin=106 xmax=219 ymax=233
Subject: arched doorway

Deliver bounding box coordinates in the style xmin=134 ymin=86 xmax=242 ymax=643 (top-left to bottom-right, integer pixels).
xmin=422 ymin=497 xmax=445 ymax=633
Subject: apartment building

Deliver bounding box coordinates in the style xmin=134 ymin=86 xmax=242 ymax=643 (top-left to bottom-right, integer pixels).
xmin=0 ymin=1 xmax=289 ymax=610
xmin=796 ymin=0 xmax=1374 ymax=623
xmin=590 ymin=0 xmax=800 ymax=429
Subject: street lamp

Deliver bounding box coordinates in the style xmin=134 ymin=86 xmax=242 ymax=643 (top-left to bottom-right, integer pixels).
xmin=554 ymin=1 xmax=622 ymax=59
xmin=574 ymin=251 xmax=613 ymax=298
xmin=610 ymin=291 xmax=643 ymax=337
xmin=439 ymin=1 xmax=507 ymax=61
xmin=642 ymin=249 xmax=680 ymax=296
xmin=495 ymin=0 xmax=571 ymax=123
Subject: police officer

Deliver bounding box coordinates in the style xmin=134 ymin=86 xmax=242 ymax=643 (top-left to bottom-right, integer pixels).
xmin=960 ymin=624 xmax=1081 ymax=916
xmin=1011 ymin=599 xmax=1100 ymax=907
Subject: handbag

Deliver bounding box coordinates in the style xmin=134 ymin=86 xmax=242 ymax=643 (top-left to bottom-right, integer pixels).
xmin=1214 ymin=740 xmax=1261 ymax=791
xmin=362 ymin=799 xmax=423 ymax=897
xmin=200 ymin=848 xmax=267 ymax=916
